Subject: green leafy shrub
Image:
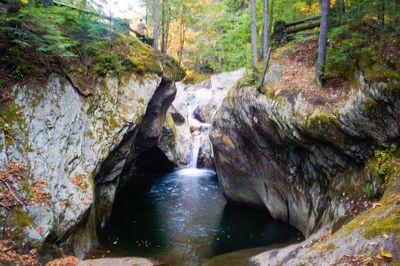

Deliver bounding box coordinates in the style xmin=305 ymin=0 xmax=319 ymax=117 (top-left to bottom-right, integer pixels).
xmin=373 ymin=144 xmax=399 ymax=184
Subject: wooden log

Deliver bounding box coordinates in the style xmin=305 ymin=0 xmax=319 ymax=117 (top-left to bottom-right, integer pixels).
xmin=286 ymin=21 xmax=321 ymax=34
xmin=285 ymin=15 xmax=321 ymax=27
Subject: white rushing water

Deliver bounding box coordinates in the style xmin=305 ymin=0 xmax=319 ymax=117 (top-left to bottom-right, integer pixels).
xmin=186 ymin=92 xmax=211 ymax=169
xmin=188 ymin=135 xmax=201 ymax=168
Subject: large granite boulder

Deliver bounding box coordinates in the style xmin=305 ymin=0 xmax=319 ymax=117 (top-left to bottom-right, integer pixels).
xmin=210 ymin=72 xmax=400 ymax=237
xmin=0 ymin=52 xmax=184 ymax=258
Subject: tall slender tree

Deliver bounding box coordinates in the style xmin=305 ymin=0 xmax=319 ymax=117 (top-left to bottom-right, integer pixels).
xmin=316 ymin=0 xmax=330 ymax=86
xmin=259 ymin=0 xmax=271 ymax=88
xmin=250 ymin=0 xmax=258 ymax=81
xmin=336 ymin=0 xmax=345 ymax=14
xmin=153 ymin=0 xmax=159 ymax=51
xmin=160 ymin=0 xmax=170 ymax=60
xmin=378 ymin=0 xmax=385 ymax=50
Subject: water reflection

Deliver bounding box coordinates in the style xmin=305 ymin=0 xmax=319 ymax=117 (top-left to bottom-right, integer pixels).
xmin=95 ymin=169 xmax=302 ymax=265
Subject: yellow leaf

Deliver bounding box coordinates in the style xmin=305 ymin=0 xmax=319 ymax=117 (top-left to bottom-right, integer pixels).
xmin=380 ymin=249 xmax=393 ymax=260
xmin=20 ymin=0 xmax=28 ymax=4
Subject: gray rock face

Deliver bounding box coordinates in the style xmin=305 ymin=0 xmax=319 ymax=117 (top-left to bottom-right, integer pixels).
xmin=0 ymin=72 xmax=173 ymax=256
xmin=0 ymin=130 xmax=7 ymax=169
xmin=210 ymin=73 xmax=400 ymax=236
xmin=263 ymin=64 xmax=283 ymax=85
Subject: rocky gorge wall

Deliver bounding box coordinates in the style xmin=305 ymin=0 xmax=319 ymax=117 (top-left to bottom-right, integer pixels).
xmin=0 ymin=55 xmax=184 ymax=260
xmin=210 ymin=71 xmax=400 ymax=239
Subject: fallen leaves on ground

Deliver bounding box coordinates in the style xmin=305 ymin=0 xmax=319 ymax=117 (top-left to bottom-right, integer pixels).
xmin=0 ymin=161 xmax=49 ymax=208
xmin=268 ymin=40 xmax=351 ymax=113
xmin=46 ymin=256 xmax=79 ymax=266
xmin=0 ymin=239 xmax=39 ymax=265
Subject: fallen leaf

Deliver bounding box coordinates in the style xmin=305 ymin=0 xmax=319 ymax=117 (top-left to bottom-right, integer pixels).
xmin=380 ymin=249 xmax=393 ymax=261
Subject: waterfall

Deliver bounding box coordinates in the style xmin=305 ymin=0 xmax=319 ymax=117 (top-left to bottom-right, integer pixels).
xmin=189 ymin=135 xmax=201 ymax=168
xmin=186 ymin=93 xmax=207 ymax=169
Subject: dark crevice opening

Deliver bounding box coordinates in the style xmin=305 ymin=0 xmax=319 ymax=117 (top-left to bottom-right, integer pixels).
xmin=135 ymin=146 xmax=176 ymax=174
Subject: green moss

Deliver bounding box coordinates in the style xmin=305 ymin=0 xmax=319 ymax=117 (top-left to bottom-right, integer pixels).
xmin=127 ymin=55 xmax=146 ymax=73
xmin=0 ymin=100 xmax=23 ymax=129
xmin=113 ymin=36 xmax=163 ymax=77
xmin=303 ymin=111 xmax=345 ymax=144
xmin=137 ymin=97 xmax=144 ymax=104
xmin=364 ymin=213 xmax=400 ymax=239
xmin=238 ymin=73 xmax=255 ymax=87
xmin=165 ymin=112 xmax=177 ymax=140
xmin=162 ymin=56 xmax=186 ymax=81
xmin=325 ymin=243 xmax=336 ymax=250
xmin=108 ymin=117 xmax=120 ymax=131
xmin=264 ymin=86 xmax=275 ymax=99
xmin=0 ymin=99 xmax=25 ymax=147
xmin=9 ymin=208 xmax=33 ymax=229
xmin=85 ymin=130 xmax=94 ymax=139
xmin=135 ymin=106 xmax=145 ymax=124
xmin=21 ymin=180 xmax=32 ymax=198
xmin=31 ymin=93 xmax=42 ymax=108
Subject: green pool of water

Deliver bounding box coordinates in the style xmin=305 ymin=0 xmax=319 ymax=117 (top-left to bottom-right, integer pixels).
xmin=93 ymin=168 xmax=303 ymax=265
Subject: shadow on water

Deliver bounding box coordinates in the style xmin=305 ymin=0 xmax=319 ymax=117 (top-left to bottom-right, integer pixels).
xmin=93 ymin=169 xmax=303 ymax=265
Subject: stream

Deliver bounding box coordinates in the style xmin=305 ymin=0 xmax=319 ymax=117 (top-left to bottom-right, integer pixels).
xmin=93 ymin=167 xmax=302 ymax=265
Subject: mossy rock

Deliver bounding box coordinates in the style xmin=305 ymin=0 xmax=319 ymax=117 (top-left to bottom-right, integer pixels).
xmin=302 ymin=111 xmax=345 ymax=144
xmin=5 ymin=207 xmax=34 ymax=242
xmin=0 ymin=98 xmax=25 ymax=146
xmin=162 ymin=55 xmax=186 ymax=81
xmin=340 ymin=163 xmax=400 ymax=239
xmin=111 ymin=36 xmax=162 ymax=76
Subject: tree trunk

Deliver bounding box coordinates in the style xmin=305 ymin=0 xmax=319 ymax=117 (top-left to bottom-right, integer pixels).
xmin=336 ymin=0 xmax=345 ymax=14
xmin=161 ymin=0 xmax=166 ymax=56
xmin=378 ymin=0 xmax=385 ymax=50
xmin=178 ymin=6 xmax=186 ymax=66
xmin=269 ymin=0 xmax=274 ymax=36
xmin=316 ymin=0 xmax=330 ymax=86
xmin=259 ymin=0 xmax=270 ymax=88
xmin=259 ymin=26 xmax=264 ymax=59
xmin=250 ymin=0 xmax=258 ymax=81
xmin=145 ymin=0 xmax=148 ymax=24
xmin=153 ymin=0 xmax=159 ymax=51
xmin=164 ymin=0 xmax=171 ymax=60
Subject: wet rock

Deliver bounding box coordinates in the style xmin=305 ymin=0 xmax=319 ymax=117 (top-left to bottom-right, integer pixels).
xmin=166 ymin=68 xmax=246 ymax=168
xmin=210 ymin=73 xmax=400 ymax=236
xmin=78 ymin=257 xmax=160 ymax=266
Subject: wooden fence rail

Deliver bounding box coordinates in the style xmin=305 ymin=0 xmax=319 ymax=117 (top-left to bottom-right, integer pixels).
xmin=273 ymin=15 xmax=321 ymax=44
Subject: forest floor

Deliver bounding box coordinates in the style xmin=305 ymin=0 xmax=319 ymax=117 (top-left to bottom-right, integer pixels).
xmin=268 ymin=39 xmax=352 ymax=113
